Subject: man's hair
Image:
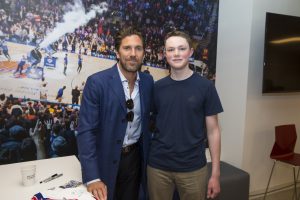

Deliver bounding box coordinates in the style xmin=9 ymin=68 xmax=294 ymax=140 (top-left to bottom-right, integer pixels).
xmin=164 ymin=30 xmax=193 ymax=48
xmin=114 ymin=27 xmax=145 ymax=52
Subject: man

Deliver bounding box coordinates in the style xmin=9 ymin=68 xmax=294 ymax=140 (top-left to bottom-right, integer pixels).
xmin=71 ymin=86 xmax=80 ymax=105
xmin=0 ymin=40 xmax=11 ymax=61
xmin=77 ymin=27 xmax=154 ymax=200
xmin=40 ymin=78 xmax=48 ymax=101
xmin=77 ymin=54 xmax=83 ymax=73
xmin=14 ymin=55 xmax=26 ymax=75
xmin=147 ymin=31 xmax=223 ymax=200
xmin=78 ymin=81 xmax=85 ymax=104
xmin=30 ymin=48 xmax=42 ymax=68
xmin=63 ymin=53 xmax=68 ymax=75
xmin=56 ymin=86 xmax=66 ymax=103
xmin=143 ymin=67 xmax=150 ymax=74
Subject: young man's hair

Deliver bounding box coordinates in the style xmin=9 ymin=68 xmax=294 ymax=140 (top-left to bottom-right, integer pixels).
xmin=114 ymin=27 xmax=145 ymax=51
xmin=164 ymin=30 xmax=193 ymax=48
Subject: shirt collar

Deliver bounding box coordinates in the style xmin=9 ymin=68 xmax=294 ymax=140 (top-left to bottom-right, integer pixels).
xmin=117 ymin=63 xmax=140 ymax=83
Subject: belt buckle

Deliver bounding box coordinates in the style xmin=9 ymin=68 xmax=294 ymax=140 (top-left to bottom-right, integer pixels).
xmin=123 ymin=146 xmax=130 ymax=154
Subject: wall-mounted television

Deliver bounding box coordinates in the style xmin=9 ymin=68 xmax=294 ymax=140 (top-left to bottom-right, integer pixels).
xmin=262 ymin=12 xmax=300 ymax=93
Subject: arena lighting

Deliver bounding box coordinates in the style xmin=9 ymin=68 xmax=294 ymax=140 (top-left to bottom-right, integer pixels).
xmin=270 ymin=36 xmax=300 ymax=44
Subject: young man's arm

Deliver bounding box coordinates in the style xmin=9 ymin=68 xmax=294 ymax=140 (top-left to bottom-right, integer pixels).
xmin=206 ymin=114 xmax=221 ymax=199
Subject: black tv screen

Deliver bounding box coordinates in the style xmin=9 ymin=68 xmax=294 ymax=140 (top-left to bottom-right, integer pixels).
xmin=262 ymin=12 xmax=300 ymax=93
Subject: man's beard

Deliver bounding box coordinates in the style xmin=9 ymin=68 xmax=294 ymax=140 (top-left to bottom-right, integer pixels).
xmin=119 ymin=58 xmax=142 ymax=72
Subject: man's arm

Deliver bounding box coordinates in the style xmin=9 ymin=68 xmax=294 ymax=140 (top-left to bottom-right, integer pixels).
xmin=76 ymin=76 xmax=107 ymax=200
xmin=206 ymin=114 xmax=221 ymax=199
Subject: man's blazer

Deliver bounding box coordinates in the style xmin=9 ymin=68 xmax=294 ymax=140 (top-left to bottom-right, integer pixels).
xmin=77 ymin=64 xmax=154 ymax=199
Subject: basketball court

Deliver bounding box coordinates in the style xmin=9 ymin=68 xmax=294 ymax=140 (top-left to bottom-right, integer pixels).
xmin=0 ymin=42 xmax=169 ymax=104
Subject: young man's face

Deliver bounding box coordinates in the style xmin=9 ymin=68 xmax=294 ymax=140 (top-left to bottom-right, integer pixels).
xmin=116 ymin=35 xmax=144 ymax=73
xmin=165 ymin=36 xmax=193 ymax=70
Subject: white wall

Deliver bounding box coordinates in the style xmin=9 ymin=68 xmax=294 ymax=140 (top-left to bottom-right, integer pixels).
xmin=217 ymin=0 xmax=300 ymax=193
xmin=216 ymin=0 xmax=253 ymax=167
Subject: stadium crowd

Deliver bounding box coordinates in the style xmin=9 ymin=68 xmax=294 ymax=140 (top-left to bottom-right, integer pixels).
xmin=0 ymin=93 xmax=79 ymax=164
xmin=0 ymin=0 xmax=218 ymax=70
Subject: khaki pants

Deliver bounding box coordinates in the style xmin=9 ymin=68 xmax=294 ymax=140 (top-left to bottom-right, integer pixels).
xmin=147 ymin=165 xmax=208 ymax=200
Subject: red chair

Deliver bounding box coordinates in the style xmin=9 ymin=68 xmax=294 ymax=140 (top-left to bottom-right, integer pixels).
xmin=263 ymin=124 xmax=300 ymax=200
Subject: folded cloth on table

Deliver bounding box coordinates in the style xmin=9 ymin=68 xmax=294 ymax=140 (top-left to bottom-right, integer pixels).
xmin=32 ymin=186 xmax=95 ymax=200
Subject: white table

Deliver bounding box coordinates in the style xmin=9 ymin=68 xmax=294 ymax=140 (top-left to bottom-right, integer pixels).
xmin=0 ymin=155 xmax=84 ymax=199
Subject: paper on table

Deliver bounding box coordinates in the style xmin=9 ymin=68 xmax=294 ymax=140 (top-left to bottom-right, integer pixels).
xmin=39 ymin=186 xmax=95 ymax=200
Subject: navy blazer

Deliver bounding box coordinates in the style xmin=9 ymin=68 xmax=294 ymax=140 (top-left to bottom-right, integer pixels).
xmin=77 ymin=65 xmax=154 ymax=199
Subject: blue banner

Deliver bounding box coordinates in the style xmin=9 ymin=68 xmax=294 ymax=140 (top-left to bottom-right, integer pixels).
xmin=44 ymin=57 xmax=56 ymax=68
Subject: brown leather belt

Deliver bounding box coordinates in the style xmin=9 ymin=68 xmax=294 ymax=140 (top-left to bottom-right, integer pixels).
xmin=121 ymin=143 xmax=138 ymax=154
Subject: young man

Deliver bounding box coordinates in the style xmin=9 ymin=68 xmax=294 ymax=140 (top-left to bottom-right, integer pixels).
xmin=77 ymin=27 xmax=154 ymax=200
xmin=147 ymin=31 xmax=223 ymax=200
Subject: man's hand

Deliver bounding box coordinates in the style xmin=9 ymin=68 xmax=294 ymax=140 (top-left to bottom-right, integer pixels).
xmin=207 ymin=176 xmax=220 ymax=199
xmin=87 ymin=181 xmax=107 ymax=200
